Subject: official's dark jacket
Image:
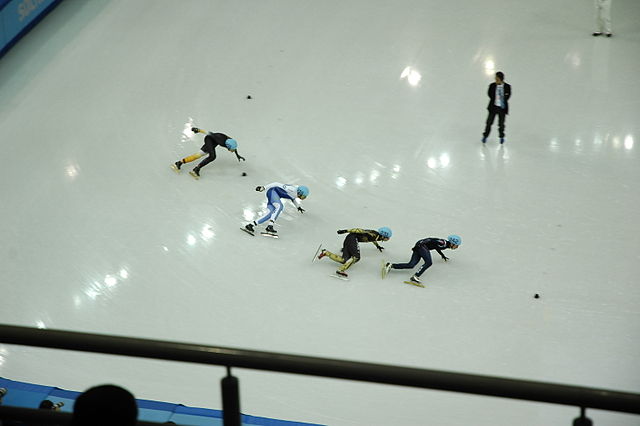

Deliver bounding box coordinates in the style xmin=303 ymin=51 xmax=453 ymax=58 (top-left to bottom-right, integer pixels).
xmin=487 ymin=82 xmax=512 ymax=114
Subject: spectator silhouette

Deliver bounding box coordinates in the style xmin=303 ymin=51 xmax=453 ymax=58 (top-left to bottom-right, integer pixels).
xmin=27 ymin=399 xmax=64 ymax=426
xmin=71 ymin=385 xmax=137 ymax=426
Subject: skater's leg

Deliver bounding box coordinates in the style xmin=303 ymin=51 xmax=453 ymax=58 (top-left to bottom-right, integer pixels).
xmin=341 ymin=234 xmax=360 ymax=260
xmin=195 ymin=150 xmax=217 ymax=170
xmin=324 ymin=250 xmax=345 ymax=264
xmin=392 ymin=249 xmax=421 ymax=270
xmin=414 ymin=247 xmax=433 ymax=277
xmin=255 ymin=205 xmax=276 ymax=225
xmin=336 ymin=234 xmax=360 ymax=273
xmin=174 ymin=151 xmax=205 ymax=170
xmin=266 ymin=192 xmax=285 ymax=222
xmin=181 ymin=152 xmax=206 ymax=164
xmin=256 ymin=191 xmax=283 ymax=225
xmin=323 ymin=233 xmax=359 ymax=265
xmin=338 ymin=256 xmax=358 ymax=272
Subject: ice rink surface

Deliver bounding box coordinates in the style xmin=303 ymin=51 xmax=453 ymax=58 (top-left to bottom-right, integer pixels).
xmin=1 ymin=1 xmax=639 ymax=425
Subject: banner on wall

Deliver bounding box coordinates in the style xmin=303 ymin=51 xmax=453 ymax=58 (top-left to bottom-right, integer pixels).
xmin=1 ymin=0 xmax=62 ymax=57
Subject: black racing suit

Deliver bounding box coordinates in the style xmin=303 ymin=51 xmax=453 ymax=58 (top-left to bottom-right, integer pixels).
xmin=197 ymin=132 xmax=242 ymax=169
xmin=392 ymin=238 xmax=451 ymax=277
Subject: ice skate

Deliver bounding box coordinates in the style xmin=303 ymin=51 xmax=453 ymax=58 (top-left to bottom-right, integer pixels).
xmin=382 ymin=262 xmax=392 ymax=279
xmin=317 ymin=249 xmax=327 ymax=260
xmin=171 ymin=161 xmax=182 ymax=173
xmin=189 ymin=167 xmax=200 ymax=180
xmin=330 ymin=270 xmax=349 ymax=281
xmin=261 ymin=224 xmax=278 ymax=238
xmin=403 ymin=275 xmax=425 ymax=288
xmin=241 ymin=223 xmax=255 ymax=236
xmin=312 ymin=244 xmax=324 ymax=262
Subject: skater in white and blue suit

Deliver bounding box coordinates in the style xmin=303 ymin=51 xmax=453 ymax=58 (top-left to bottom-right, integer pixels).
xmin=244 ymin=182 xmax=309 ymax=236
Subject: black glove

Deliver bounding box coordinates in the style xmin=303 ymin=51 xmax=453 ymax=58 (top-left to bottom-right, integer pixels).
xmin=337 ymin=229 xmax=347 ymax=234
xmin=441 ymin=255 xmax=449 ymax=261
xmin=191 ymin=127 xmax=200 ymax=133
xmin=255 ymin=186 xmax=265 ymax=192
xmin=297 ymin=207 xmax=305 ymax=214
xmin=377 ymin=245 xmax=384 ymax=252
xmin=237 ymin=155 xmax=246 ymax=162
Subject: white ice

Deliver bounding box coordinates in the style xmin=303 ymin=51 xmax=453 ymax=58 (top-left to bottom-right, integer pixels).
xmin=1 ymin=1 xmax=639 ymax=425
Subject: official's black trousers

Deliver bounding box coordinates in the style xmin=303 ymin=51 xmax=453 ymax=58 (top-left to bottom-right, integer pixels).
xmin=483 ymin=106 xmax=507 ymax=138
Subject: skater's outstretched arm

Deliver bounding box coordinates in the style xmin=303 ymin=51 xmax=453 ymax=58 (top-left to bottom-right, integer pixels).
xmin=256 ymin=182 xmax=279 ymax=192
xmin=435 ymin=248 xmax=449 ymax=261
xmin=338 ymin=229 xmax=385 ymax=250
xmin=290 ymin=197 xmax=303 ymax=210
xmin=337 ymin=228 xmax=363 ymax=235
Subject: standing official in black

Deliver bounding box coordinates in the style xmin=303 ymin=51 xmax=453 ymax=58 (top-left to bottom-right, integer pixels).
xmin=482 ymin=71 xmax=511 ymax=144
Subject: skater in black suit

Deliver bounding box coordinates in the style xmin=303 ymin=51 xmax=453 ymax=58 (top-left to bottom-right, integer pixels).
xmin=171 ymin=127 xmax=244 ymax=178
xmin=383 ymin=235 xmax=461 ymax=285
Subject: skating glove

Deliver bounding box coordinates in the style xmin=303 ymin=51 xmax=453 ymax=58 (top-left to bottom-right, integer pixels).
xmin=237 ymin=155 xmax=246 ymax=162
xmin=377 ymin=245 xmax=384 ymax=252
xmin=441 ymin=255 xmax=449 ymax=261
xmin=191 ymin=127 xmax=200 ymax=133
xmin=337 ymin=229 xmax=347 ymax=234
xmin=255 ymin=186 xmax=265 ymax=192
xmin=297 ymin=207 xmax=305 ymax=214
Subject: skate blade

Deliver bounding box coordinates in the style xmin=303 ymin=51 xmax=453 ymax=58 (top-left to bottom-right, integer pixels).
xmin=381 ymin=260 xmax=389 ymax=279
xmin=171 ymin=164 xmax=180 ymax=173
xmin=330 ymin=274 xmax=349 ymax=281
xmin=403 ymin=281 xmax=425 ymax=288
xmin=240 ymin=228 xmax=255 ymax=236
xmin=312 ymin=243 xmax=323 ymax=262
xmin=189 ymin=171 xmax=200 ymax=180
xmin=260 ymin=232 xmax=279 ymax=239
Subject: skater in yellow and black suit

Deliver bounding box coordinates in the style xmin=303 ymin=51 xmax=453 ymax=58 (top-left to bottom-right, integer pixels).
xmin=317 ymin=227 xmax=392 ymax=278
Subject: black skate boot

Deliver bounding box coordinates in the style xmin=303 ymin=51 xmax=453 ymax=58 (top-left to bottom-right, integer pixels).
xmin=189 ymin=167 xmax=200 ymax=180
xmin=171 ymin=161 xmax=182 ymax=173
xmin=265 ymin=224 xmax=277 ymax=235
xmin=242 ymin=223 xmax=255 ymax=236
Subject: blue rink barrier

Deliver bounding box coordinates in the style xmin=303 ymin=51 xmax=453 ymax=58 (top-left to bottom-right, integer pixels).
xmin=0 ymin=377 xmax=323 ymax=426
xmin=0 ymin=0 xmax=63 ymax=58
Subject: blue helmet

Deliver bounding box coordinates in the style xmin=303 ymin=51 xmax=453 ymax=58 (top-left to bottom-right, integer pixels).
xmin=297 ymin=185 xmax=309 ymax=198
xmin=378 ymin=227 xmax=392 ymax=239
xmin=448 ymin=234 xmax=462 ymax=246
xmin=225 ymin=138 xmax=238 ymax=150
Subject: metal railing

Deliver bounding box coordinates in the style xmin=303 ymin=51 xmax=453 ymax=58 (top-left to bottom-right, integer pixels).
xmin=1 ymin=324 xmax=639 ymax=425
